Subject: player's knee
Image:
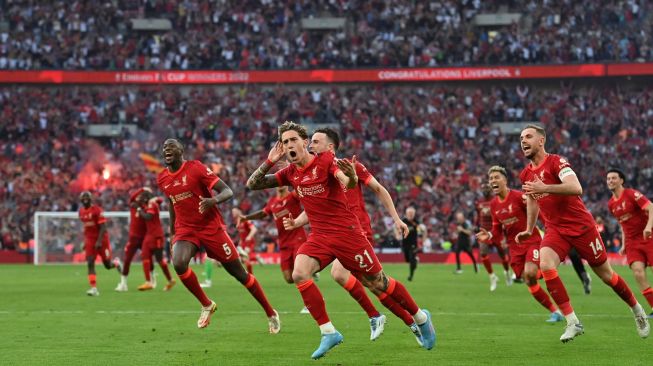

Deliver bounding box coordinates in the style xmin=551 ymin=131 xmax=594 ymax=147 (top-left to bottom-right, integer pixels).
xmin=292 ymin=269 xmax=311 ymax=284
xmin=632 ymin=267 xmax=646 ymax=281
xmin=172 ymin=259 xmax=188 ymax=274
xmin=330 ymin=267 xmax=349 ymax=286
xmin=524 ymin=273 xmax=538 ymax=286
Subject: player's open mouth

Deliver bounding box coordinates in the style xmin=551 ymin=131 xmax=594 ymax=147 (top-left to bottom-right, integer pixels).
xmin=522 ymin=145 xmax=531 ymax=154
xmin=289 ymin=151 xmax=297 ymax=158
xmin=491 ymin=184 xmax=499 ymax=189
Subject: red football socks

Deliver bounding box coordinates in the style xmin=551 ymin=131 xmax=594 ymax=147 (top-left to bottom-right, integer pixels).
xmin=159 ymin=258 xmax=172 ymax=281
xmin=296 ymin=279 xmax=330 ymax=325
xmin=542 ymin=269 xmax=573 ymax=315
xmin=178 ymin=268 xmax=211 ymax=307
xmin=377 ymin=292 xmax=415 ymax=326
xmin=528 ymin=283 xmax=557 ymax=313
xmin=481 ymin=255 xmax=493 ymax=274
xmin=384 ymin=277 xmax=420 ymax=315
xmin=244 ymin=274 xmax=275 ymax=317
xmin=642 ymin=287 xmax=653 ymax=308
xmin=88 ymin=274 xmax=96 ymax=287
xmin=343 ymin=275 xmax=380 ymax=318
xmin=142 ymin=259 xmax=152 ymax=281
xmin=606 ymin=272 xmax=637 ymax=307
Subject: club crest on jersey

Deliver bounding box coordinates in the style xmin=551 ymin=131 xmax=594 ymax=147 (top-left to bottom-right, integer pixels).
xmin=173 ymin=174 xmax=188 ymax=187
xmin=508 ymin=204 xmax=513 ymax=213
xmin=634 ymin=191 xmax=642 ymax=199
xmin=539 ymin=170 xmax=546 ymax=181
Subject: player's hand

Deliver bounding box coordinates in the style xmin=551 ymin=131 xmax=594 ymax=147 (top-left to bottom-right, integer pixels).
xmin=395 ymin=220 xmax=409 ymax=238
xmin=276 ymin=159 xmax=290 ymax=169
xmin=522 ymin=175 xmax=547 ymax=195
xmin=283 ymin=213 xmax=297 ymax=231
xmin=644 ymin=226 xmax=652 ymax=240
xmin=475 ymin=228 xmax=490 ymax=242
xmin=198 ymin=197 xmax=217 ymax=214
xmin=268 ymin=141 xmax=284 ymax=163
xmin=238 ymin=214 xmax=248 ymax=224
xmin=515 ymin=230 xmax=532 ymax=244
xmin=337 ymin=155 xmax=357 ymax=180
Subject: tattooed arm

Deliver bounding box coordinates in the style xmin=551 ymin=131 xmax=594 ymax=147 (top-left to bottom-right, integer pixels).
xmin=247 ymin=142 xmax=285 ymax=190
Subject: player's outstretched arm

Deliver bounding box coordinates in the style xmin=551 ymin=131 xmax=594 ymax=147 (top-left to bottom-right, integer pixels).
xmin=367 ymin=177 xmax=409 ymax=238
xmin=241 ymin=210 xmax=268 ymax=222
xmin=247 ymin=142 xmax=284 ymax=190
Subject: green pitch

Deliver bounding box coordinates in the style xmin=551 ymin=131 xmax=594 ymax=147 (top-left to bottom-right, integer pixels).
xmin=0 ymin=263 xmax=650 ymax=365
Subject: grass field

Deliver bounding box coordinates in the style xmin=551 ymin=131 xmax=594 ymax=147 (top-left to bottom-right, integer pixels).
xmin=1 ymin=262 xmax=651 ymax=365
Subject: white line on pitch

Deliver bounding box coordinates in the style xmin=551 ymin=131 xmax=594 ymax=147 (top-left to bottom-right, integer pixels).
xmin=0 ymin=310 xmax=634 ymax=318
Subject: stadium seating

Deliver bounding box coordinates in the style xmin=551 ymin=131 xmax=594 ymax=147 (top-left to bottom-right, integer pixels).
xmin=0 ymin=1 xmax=650 ymax=70
xmin=1 ymin=84 xmax=652 ymax=251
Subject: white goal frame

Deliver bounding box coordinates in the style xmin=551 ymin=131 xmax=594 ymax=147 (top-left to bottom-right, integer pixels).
xmin=33 ymin=211 xmax=170 ymax=265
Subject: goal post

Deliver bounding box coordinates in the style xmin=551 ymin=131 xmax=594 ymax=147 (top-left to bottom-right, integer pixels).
xmin=33 ymin=211 xmax=170 ymax=265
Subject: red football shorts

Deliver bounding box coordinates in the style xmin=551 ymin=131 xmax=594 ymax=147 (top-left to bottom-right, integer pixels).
xmin=541 ymin=227 xmax=607 ymax=267
xmin=173 ymin=227 xmax=238 ymax=263
xmin=125 ymin=235 xmax=144 ymax=252
xmin=84 ymin=234 xmax=112 ymax=262
xmin=297 ymin=229 xmax=383 ymax=277
xmin=509 ymin=242 xmax=541 ymax=278
xmin=141 ymin=236 xmax=164 ymax=259
xmin=279 ymin=245 xmax=300 ymax=272
xmin=625 ymin=239 xmax=653 ymax=267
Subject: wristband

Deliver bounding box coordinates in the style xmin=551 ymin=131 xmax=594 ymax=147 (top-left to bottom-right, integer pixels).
xmin=265 ymin=159 xmax=274 ymax=166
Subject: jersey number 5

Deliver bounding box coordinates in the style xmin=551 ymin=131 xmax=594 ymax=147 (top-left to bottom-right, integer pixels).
xmin=222 ymin=243 xmax=232 ymax=256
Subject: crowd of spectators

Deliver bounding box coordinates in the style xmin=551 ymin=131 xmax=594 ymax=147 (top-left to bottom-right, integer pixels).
xmin=1 ymin=82 xmax=652 ymax=253
xmin=0 ymin=0 xmax=652 ymax=70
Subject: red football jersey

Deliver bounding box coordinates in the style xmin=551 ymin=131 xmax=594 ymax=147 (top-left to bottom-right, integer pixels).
xmin=157 ymin=160 xmax=226 ymax=232
xmin=275 ymin=151 xmax=362 ymax=235
xmin=476 ymin=198 xmax=493 ymax=231
xmin=145 ymin=197 xmax=165 ymax=238
xmin=608 ymin=188 xmax=652 ymax=242
xmin=237 ymin=220 xmax=256 ymax=247
xmin=263 ymin=192 xmax=307 ymax=250
xmin=128 ymin=188 xmax=147 ymax=237
xmin=519 ymin=154 xmax=595 ymax=236
xmin=79 ymin=205 xmax=108 ymax=241
xmin=342 ymin=161 xmax=374 ymax=236
xmin=490 ymin=189 xmax=542 ymax=246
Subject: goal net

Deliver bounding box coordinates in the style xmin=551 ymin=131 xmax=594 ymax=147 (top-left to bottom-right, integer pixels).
xmin=33 ymin=211 xmax=170 ymax=265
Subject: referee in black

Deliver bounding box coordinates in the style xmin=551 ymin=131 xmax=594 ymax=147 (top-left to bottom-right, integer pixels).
xmin=401 ymin=207 xmax=420 ymax=281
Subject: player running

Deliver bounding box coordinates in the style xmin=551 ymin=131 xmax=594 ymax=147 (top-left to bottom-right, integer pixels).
xmin=78 ymin=191 xmax=121 ymax=296
xmin=516 ymin=125 xmax=649 ymax=342
xmin=607 ymin=168 xmax=653 ymax=317
xmin=247 ymin=122 xmax=435 ymax=359
xmin=233 ymin=207 xmax=257 ymax=274
xmin=476 ymin=182 xmax=512 ymax=290
xmin=157 ymin=138 xmax=280 ymax=332
xmin=475 ymin=166 xmax=563 ymax=323
xmin=135 ymin=190 xmax=176 ymax=291
xmin=115 ymin=188 xmax=149 ymax=292
xmin=284 ymin=128 xmax=422 ymax=344
xmin=237 ymin=186 xmax=307 ymax=284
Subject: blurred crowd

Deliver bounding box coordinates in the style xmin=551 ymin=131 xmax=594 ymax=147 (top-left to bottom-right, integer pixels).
xmin=0 ymin=0 xmax=651 ymax=70
xmin=1 ymin=82 xmax=652 ymax=252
